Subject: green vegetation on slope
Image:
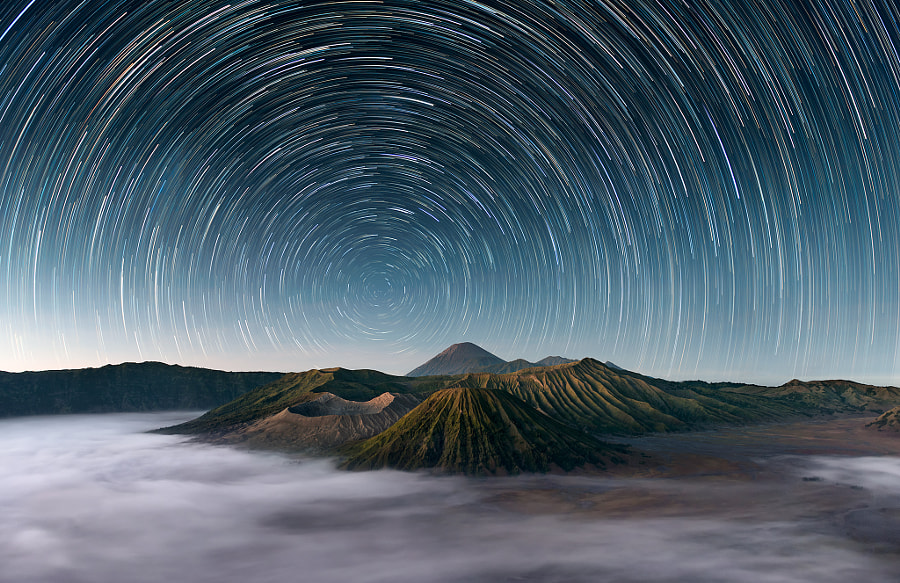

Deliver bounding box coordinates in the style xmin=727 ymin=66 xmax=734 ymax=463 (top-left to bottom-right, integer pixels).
xmin=161 ymin=357 xmax=900 ymax=442
xmin=0 ymin=362 xmax=281 ymax=418
xmin=724 ymin=379 xmax=900 ymax=413
xmin=451 ymin=359 xmax=807 ymax=435
xmin=340 ymin=386 xmax=631 ymax=475
xmin=160 ymin=367 xmax=462 ymax=434
xmin=866 ymin=406 xmax=900 ymax=432
xmin=479 ymin=358 xmax=538 ymax=374
xmin=156 ymin=354 xmax=900 ymax=477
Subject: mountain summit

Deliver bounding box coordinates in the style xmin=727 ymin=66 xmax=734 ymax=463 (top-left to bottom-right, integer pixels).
xmin=407 ymin=342 xmax=576 ymax=376
xmin=407 ymin=342 xmax=505 ymax=376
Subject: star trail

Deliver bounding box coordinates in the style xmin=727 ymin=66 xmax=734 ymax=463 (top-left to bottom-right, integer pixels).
xmin=1 ymin=0 xmax=899 ymax=383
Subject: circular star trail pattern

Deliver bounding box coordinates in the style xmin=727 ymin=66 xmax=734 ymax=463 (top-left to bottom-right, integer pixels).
xmin=1 ymin=0 xmax=899 ymax=382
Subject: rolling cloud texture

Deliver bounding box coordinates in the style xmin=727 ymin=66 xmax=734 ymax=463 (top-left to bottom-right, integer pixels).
xmin=2 ymin=413 xmax=898 ymax=582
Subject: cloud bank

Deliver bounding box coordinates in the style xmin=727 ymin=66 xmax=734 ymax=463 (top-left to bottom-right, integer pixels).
xmin=1 ymin=413 xmax=897 ymax=582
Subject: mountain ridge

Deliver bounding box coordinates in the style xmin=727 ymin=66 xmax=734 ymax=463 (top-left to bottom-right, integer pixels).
xmin=866 ymin=406 xmax=900 ymax=432
xmin=160 ymin=355 xmax=900 ymax=445
xmin=0 ymin=361 xmax=282 ymax=418
xmin=158 ymin=367 xmax=461 ymax=434
xmin=340 ymin=386 xmax=633 ymax=475
xmin=216 ymin=391 xmax=423 ymax=451
xmin=447 ymin=358 xmax=801 ymax=435
xmin=407 ymin=342 xmax=576 ymax=376
xmin=149 ymin=351 xmax=900 ymax=474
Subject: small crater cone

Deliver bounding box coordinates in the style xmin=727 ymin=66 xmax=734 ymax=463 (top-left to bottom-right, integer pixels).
xmin=867 ymin=406 xmax=900 ymax=432
xmin=222 ymin=392 xmax=421 ymax=452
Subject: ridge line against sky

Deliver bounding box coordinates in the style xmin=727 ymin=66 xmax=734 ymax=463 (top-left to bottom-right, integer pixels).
xmin=1 ymin=0 xmax=899 ymax=385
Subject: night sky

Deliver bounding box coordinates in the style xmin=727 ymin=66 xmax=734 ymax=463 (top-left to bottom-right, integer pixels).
xmin=1 ymin=0 xmax=899 ymax=384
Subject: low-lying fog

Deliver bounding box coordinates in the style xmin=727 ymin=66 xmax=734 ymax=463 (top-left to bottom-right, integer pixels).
xmin=2 ymin=413 xmax=898 ymax=583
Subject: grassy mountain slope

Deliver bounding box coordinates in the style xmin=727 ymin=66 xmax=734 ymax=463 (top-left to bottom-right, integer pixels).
xmin=154 ymin=354 xmax=900 ymax=476
xmin=162 ymin=357 xmax=900 ymax=442
xmin=725 ymin=379 xmax=900 ymax=413
xmin=0 ymin=362 xmax=281 ymax=418
xmin=340 ymin=387 xmax=632 ymax=475
xmin=478 ymin=357 xmax=576 ymax=374
xmin=222 ymin=392 xmax=423 ymax=451
xmin=160 ymin=367 xmax=460 ymax=434
xmin=480 ymin=358 xmax=539 ymax=374
xmin=866 ymin=406 xmax=900 ymax=432
xmin=451 ymin=359 xmax=803 ymax=435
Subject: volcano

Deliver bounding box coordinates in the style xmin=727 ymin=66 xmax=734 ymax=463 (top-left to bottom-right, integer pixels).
xmin=407 ymin=342 xmax=506 ymax=376
xmin=340 ymin=386 xmax=632 ymax=475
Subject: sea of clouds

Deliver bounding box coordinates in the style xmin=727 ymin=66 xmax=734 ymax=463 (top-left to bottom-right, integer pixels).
xmin=1 ymin=413 xmax=898 ymax=583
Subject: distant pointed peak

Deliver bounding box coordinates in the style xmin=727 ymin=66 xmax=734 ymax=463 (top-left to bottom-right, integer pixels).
xmin=440 ymin=342 xmax=500 ymax=357
xmin=407 ymin=342 xmax=505 ymax=376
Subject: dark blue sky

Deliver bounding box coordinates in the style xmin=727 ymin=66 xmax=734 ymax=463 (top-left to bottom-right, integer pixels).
xmin=1 ymin=0 xmax=899 ymax=384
